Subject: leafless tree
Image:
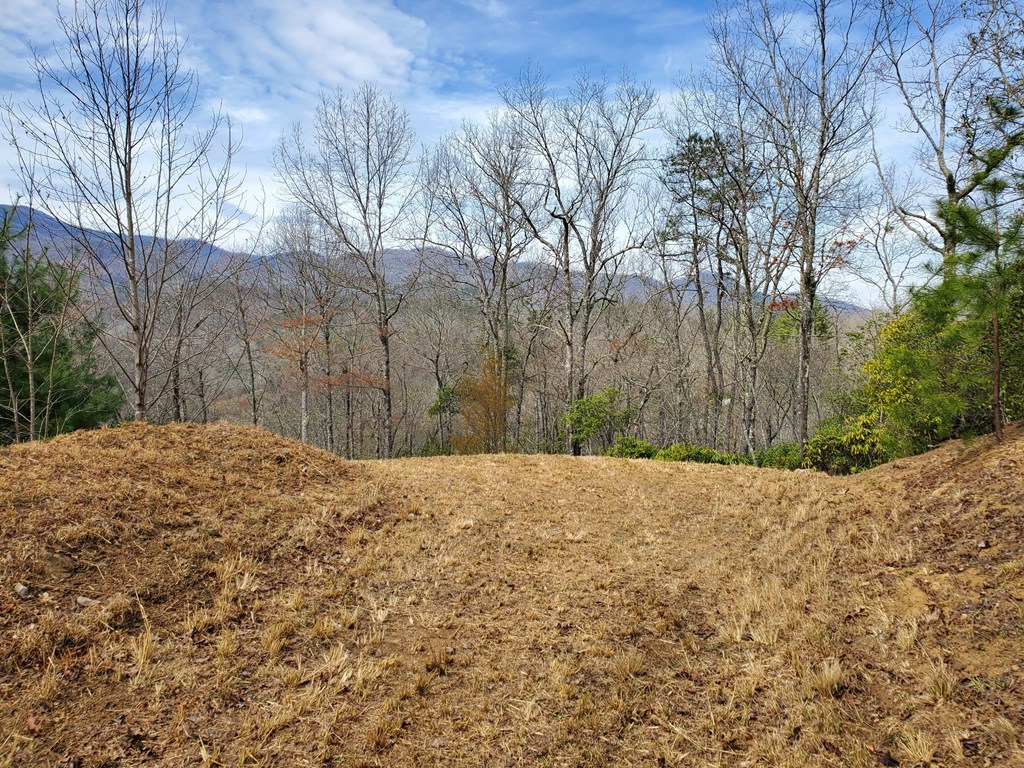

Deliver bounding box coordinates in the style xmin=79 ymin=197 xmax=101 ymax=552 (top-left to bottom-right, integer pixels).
xmin=264 ymin=208 xmax=343 ymax=446
xmin=873 ymin=0 xmax=1005 ymax=265
xmin=710 ymin=0 xmax=876 ymax=451
xmin=3 ymin=0 xmax=245 ymax=421
xmin=424 ymin=110 xmax=543 ymax=449
xmin=275 ymin=82 xmax=419 ymax=457
xmin=500 ymin=67 xmax=659 ymax=454
xmin=857 ymin=192 xmax=928 ymax=312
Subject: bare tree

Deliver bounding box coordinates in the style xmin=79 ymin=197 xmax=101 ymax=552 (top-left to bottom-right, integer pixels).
xmin=402 ymin=286 xmax=470 ymax=454
xmin=264 ymin=208 xmax=342 ymax=446
xmin=275 ymin=83 xmax=419 ymax=457
xmin=3 ymin=0 xmax=244 ymax=421
xmin=857 ymin=193 xmax=928 ymax=312
xmin=424 ymin=110 xmax=542 ymax=449
xmin=711 ymin=0 xmax=876 ymax=451
xmin=873 ymin=0 xmax=1004 ymax=265
xmin=500 ymin=68 xmax=658 ymax=454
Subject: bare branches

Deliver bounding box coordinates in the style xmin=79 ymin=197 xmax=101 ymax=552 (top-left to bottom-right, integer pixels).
xmin=3 ymin=0 xmax=246 ymax=421
xmin=708 ymin=0 xmax=876 ymax=450
xmin=274 ymin=82 xmax=418 ymax=457
xmin=500 ymin=68 xmax=659 ymax=452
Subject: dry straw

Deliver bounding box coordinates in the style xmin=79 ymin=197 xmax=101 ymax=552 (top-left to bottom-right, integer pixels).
xmin=2 ymin=421 xmax=1023 ymax=766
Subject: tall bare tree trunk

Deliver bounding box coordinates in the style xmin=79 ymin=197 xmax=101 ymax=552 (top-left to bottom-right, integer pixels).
xmin=323 ymin=322 xmax=334 ymax=452
xmin=380 ymin=320 xmax=395 ymax=458
xmin=300 ymin=349 xmax=309 ymax=444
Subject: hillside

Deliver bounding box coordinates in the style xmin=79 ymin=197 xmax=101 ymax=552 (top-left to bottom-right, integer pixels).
xmin=1 ymin=423 xmax=1022 ymax=767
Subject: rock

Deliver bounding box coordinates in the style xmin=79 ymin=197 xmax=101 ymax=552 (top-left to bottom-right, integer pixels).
xmin=978 ymin=540 xmax=990 ymax=550
xmin=431 ymin=738 xmax=447 ymax=748
xmin=14 ymin=583 xmax=31 ymax=599
xmin=76 ymin=596 xmax=101 ymax=609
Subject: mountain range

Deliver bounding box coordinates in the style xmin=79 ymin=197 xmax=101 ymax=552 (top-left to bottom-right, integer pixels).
xmin=0 ymin=203 xmax=863 ymax=313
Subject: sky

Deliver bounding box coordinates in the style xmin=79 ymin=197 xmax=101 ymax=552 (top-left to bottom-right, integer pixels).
xmin=0 ymin=0 xmax=712 ymax=214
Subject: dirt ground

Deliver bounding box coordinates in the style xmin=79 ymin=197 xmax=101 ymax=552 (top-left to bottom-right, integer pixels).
xmin=1 ymin=422 xmax=1022 ymax=766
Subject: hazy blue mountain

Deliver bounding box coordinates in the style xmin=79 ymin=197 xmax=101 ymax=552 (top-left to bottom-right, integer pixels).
xmin=0 ymin=204 xmax=863 ymax=313
xmin=0 ymin=204 xmax=235 ymax=265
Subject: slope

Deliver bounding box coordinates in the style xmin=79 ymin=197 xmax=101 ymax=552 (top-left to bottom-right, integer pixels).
xmin=1 ymin=422 xmax=1022 ymax=767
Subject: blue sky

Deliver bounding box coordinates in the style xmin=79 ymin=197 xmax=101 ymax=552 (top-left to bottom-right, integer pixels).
xmin=0 ymin=0 xmax=712 ymax=209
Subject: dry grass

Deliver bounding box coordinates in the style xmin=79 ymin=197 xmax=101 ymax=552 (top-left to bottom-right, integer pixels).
xmin=1 ymin=420 xmax=1023 ymax=766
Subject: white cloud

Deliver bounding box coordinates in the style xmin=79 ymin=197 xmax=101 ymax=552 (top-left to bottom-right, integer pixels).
xmin=178 ymin=0 xmax=426 ymax=93
xmin=0 ymin=0 xmax=716 ymax=236
xmin=459 ymin=0 xmax=511 ymax=19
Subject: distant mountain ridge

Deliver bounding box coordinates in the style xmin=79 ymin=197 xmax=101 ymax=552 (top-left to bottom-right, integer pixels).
xmin=0 ymin=203 xmax=864 ymax=313
xmin=0 ymin=204 xmax=236 ymax=265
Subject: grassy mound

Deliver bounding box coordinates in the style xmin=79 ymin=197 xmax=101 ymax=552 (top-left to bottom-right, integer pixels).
xmin=1 ymin=422 xmax=1022 ymax=766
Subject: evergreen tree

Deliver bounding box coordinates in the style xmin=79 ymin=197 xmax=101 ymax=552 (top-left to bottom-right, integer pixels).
xmin=923 ymin=93 xmax=1024 ymax=440
xmin=0 ymin=209 xmax=122 ymax=443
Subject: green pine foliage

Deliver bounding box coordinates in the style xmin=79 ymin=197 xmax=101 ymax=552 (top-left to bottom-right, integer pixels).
xmin=0 ymin=211 xmax=122 ymax=443
xmin=827 ymin=98 xmax=1024 ymax=466
xmin=563 ymin=387 xmax=632 ymax=454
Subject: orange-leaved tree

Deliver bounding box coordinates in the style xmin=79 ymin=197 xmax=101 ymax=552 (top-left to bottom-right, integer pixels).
xmin=452 ymin=352 xmax=515 ymax=454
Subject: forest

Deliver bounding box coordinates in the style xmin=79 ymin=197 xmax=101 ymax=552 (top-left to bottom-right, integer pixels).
xmin=1 ymin=0 xmax=1022 ymax=470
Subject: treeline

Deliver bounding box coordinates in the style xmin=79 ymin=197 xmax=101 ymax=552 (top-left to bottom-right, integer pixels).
xmin=2 ymin=0 xmax=1022 ymax=469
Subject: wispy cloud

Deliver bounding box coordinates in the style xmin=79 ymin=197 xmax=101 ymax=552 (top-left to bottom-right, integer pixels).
xmin=0 ymin=0 xmax=713 ymax=212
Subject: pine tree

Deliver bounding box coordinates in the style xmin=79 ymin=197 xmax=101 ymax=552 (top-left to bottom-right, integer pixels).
xmin=930 ymin=177 xmax=1022 ymax=440
xmin=0 ymin=209 xmax=122 ymax=442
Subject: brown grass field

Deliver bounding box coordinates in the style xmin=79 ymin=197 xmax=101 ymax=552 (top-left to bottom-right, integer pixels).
xmin=1 ymin=422 xmax=1023 ymax=767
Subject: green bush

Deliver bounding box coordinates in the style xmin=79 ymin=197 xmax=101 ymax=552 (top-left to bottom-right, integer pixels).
xmin=604 ymin=435 xmax=658 ymax=458
xmin=656 ymin=443 xmax=714 ymax=463
xmin=755 ymin=442 xmax=802 ymax=470
xmin=563 ymin=387 xmax=631 ymax=453
xmin=654 ymin=443 xmax=752 ymax=466
xmin=803 ymin=416 xmax=893 ymax=475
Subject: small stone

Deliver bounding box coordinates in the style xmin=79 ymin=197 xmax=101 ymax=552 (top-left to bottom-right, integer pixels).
xmin=14 ymin=583 xmax=30 ymax=599
xmin=431 ymin=738 xmax=447 ymax=748
xmin=978 ymin=540 xmax=990 ymax=550
xmin=76 ymin=596 xmax=101 ymax=609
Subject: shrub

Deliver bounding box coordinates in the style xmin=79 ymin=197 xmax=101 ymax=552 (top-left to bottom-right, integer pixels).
xmin=604 ymin=435 xmax=657 ymax=459
xmin=654 ymin=443 xmax=752 ymax=466
xmin=803 ymin=416 xmax=893 ymax=475
xmin=755 ymin=442 xmax=802 ymax=470
xmin=563 ymin=387 xmax=632 ymax=453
